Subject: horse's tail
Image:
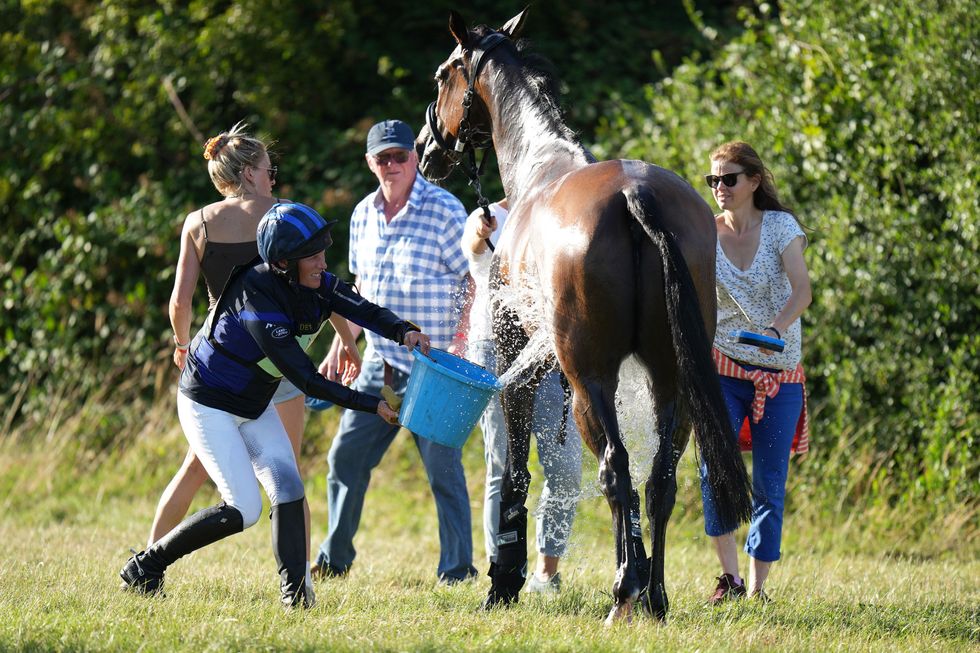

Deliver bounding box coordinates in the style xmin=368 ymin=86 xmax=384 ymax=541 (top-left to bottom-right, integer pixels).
xmin=624 ymin=185 xmax=752 ymax=529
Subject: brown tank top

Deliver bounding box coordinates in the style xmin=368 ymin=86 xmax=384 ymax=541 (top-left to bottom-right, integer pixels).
xmin=199 ymin=208 xmax=260 ymax=308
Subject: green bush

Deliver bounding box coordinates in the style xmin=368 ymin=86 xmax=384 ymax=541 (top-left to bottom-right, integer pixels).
xmin=596 ymin=0 xmax=978 ymax=512
xmin=4 ymin=0 xmax=974 ymax=523
xmin=0 ymin=1 xmax=721 ymax=433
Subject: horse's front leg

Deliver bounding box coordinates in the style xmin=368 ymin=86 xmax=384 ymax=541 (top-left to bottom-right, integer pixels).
xmin=483 ymin=377 xmax=536 ymax=608
xmin=642 ymin=399 xmax=687 ymax=621
xmin=483 ymin=306 xmax=537 ymax=609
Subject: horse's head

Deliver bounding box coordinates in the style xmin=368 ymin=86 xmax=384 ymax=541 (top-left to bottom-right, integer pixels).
xmin=416 ymin=8 xmax=529 ymax=182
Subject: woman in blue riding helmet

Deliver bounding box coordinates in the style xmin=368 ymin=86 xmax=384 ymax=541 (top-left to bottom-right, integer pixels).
xmin=119 ymin=201 xmax=429 ymax=608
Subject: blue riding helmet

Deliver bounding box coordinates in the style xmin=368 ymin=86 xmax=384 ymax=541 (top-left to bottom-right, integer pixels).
xmin=257 ymin=202 xmax=337 ymax=264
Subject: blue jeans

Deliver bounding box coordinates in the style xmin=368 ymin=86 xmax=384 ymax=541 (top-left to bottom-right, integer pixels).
xmin=469 ymin=339 xmax=582 ymax=563
xmin=315 ymin=349 xmax=476 ymax=580
xmin=701 ymin=366 xmax=803 ymax=562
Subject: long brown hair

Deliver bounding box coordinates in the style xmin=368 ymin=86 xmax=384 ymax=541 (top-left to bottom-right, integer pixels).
xmin=710 ymin=141 xmax=805 ymax=228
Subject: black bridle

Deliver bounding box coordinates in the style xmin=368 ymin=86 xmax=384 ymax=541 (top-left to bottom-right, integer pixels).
xmin=425 ymin=32 xmax=509 ymax=251
xmin=427 ymin=29 xmax=577 ymax=444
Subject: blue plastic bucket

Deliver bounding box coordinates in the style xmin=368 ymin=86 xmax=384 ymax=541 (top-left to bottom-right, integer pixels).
xmin=399 ymin=348 xmax=503 ymax=448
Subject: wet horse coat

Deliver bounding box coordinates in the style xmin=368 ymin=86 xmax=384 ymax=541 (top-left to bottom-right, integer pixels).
xmin=417 ymin=9 xmax=752 ymax=623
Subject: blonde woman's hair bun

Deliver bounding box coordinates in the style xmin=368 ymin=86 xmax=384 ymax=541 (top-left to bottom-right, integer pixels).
xmin=203 ymin=135 xmax=228 ymax=161
xmin=204 ymin=122 xmax=270 ymax=197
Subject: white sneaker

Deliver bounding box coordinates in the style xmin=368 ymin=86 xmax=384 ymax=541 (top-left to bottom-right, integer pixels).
xmin=525 ymin=572 xmax=561 ymax=594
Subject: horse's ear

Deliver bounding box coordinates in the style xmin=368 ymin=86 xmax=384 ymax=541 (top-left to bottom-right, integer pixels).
xmin=449 ymin=11 xmax=470 ymax=47
xmin=499 ymin=6 xmax=529 ymax=39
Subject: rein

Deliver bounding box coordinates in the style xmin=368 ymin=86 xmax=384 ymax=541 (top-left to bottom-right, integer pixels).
xmin=427 ymin=28 xmax=580 ymax=450
xmin=425 ymin=32 xmax=509 ymax=252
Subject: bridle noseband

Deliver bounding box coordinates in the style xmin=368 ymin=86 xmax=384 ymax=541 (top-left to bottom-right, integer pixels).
xmin=425 ymin=32 xmax=509 ymax=250
xmin=426 ymin=32 xmax=507 ymax=157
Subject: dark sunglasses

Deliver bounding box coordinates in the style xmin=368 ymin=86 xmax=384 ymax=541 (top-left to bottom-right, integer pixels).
xmin=374 ymin=150 xmax=411 ymax=165
xmin=251 ymin=165 xmax=278 ymax=182
xmin=704 ymin=171 xmax=745 ymax=189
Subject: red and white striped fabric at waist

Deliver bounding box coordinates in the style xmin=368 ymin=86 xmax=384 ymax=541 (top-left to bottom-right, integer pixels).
xmin=712 ymin=347 xmax=811 ymax=455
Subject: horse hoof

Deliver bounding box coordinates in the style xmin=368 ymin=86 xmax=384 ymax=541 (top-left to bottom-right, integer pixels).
xmin=640 ymin=592 xmax=668 ymax=622
xmin=481 ymin=588 xmax=519 ymax=611
xmin=604 ymin=602 xmax=633 ymax=626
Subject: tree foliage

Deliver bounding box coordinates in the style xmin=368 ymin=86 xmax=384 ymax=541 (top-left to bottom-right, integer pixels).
xmin=596 ymin=0 xmax=978 ymax=508
xmin=0 ymin=1 xmax=731 ymax=437
xmin=2 ymin=0 xmax=975 ymax=513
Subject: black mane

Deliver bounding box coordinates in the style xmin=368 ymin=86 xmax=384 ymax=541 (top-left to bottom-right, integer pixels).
xmin=470 ymin=25 xmax=580 ymax=145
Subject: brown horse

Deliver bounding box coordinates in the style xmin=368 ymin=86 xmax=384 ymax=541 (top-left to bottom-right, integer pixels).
xmin=417 ymin=8 xmax=752 ymax=623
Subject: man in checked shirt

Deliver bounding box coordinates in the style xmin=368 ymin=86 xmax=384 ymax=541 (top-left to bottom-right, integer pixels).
xmin=312 ymin=119 xmax=477 ymax=584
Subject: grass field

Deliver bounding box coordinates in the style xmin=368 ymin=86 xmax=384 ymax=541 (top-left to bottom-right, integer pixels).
xmin=0 ymin=401 xmax=977 ymax=652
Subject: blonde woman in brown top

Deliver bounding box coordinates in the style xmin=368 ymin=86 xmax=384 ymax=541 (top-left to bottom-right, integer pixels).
xmin=152 ymin=123 xmax=360 ymax=598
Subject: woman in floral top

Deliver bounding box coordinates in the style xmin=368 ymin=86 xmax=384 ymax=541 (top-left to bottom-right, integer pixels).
xmin=700 ymin=141 xmax=812 ymax=604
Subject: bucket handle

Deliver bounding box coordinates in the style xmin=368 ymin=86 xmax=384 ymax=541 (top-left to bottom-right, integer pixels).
xmin=417 ymin=347 xmax=493 ymax=372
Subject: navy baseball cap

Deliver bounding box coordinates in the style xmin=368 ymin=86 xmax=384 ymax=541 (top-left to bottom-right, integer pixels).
xmin=366 ymin=119 xmax=415 ymax=156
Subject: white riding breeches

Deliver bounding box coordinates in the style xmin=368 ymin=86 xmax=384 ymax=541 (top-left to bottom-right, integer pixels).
xmin=176 ymin=392 xmax=305 ymax=528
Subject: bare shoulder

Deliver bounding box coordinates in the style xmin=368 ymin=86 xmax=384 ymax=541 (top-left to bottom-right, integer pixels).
xmin=182 ymin=206 xmax=206 ymax=237
xmin=714 ymin=213 xmax=729 ymax=234
xmin=176 ymin=207 xmax=205 ymax=260
xmin=206 ymin=197 xmax=274 ymax=241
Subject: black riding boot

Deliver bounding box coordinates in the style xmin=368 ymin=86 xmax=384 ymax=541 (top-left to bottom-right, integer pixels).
xmin=271 ymin=498 xmax=310 ymax=608
xmin=119 ymin=502 xmax=244 ymax=594
xmin=482 ymin=502 xmax=528 ymax=609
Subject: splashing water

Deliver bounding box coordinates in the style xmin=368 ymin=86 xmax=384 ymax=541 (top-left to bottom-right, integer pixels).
xmin=527 ymin=355 xmax=661 ymax=555
xmin=615 ymin=355 xmax=660 ymax=482
xmin=491 ymin=281 xmax=558 ymax=388
xmin=495 ymin=327 xmax=556 ymax=387
xmin=487 ymin=279 xmax=661 ymax=507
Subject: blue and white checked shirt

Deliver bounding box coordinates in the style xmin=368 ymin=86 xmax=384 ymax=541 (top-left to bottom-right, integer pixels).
xmin=349 ymin=173 xmax=469 ymax=373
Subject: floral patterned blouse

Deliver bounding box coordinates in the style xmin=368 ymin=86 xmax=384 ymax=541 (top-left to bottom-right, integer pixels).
xmin=714 ymin=210 xmax=807 ymax=370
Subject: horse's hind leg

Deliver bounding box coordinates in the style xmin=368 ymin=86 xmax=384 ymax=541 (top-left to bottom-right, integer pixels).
xmin=632 ymin=242 xmax=691 ymax=621
xmin=483 ymin=306 xmax=539 ymax=609
xmin=640 ymin=382 xmax=689 ymax=621
xmin=567 ymin=373 xmax=643 ymax=624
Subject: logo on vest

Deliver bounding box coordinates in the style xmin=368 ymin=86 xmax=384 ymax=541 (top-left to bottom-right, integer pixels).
xmin=270 ymin=326 xmax=290 ymax=339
